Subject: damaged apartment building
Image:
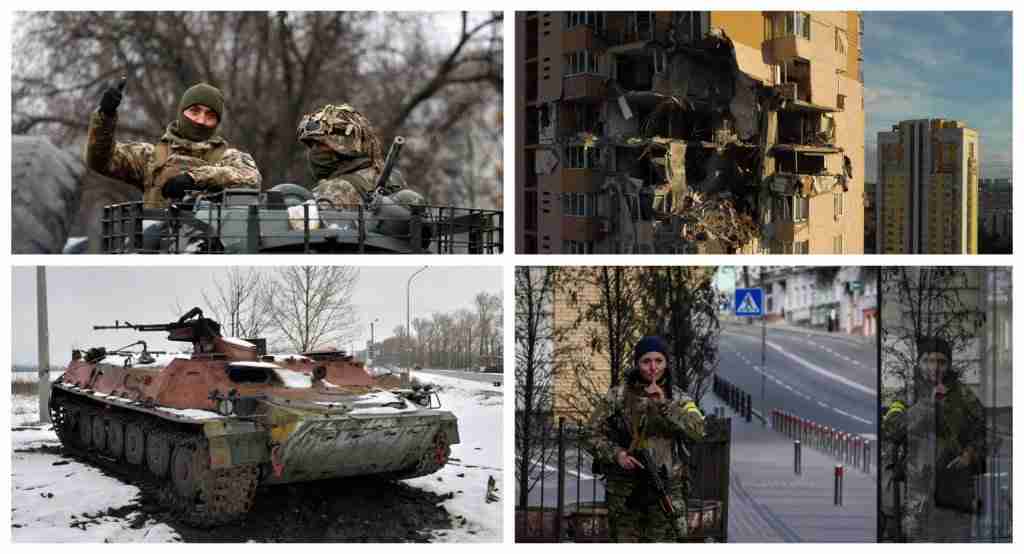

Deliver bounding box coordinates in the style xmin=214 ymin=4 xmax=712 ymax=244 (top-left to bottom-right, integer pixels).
xmin=516 ymin=11 xmax=865 ymax=253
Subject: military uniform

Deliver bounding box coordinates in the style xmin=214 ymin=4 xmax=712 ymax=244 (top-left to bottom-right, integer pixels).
xmin=297 ymin=104 xmax=415 ymax=207
xmin=83 ymin=83 xmax=261 ymax=208
xmin=588 ymin=382 xmax=705 ymax=542
xmin=882 ymin=383 xmax=986 ymax=541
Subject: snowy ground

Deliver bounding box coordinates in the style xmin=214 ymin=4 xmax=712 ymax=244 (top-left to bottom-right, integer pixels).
xmin=405 ymin=371 xmax=504 ymax=542
xmin=10 ymin=370 xmax=502 ymax=542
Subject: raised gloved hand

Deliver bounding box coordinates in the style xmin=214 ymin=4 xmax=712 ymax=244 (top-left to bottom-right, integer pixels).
xmin=99 ymin=77 xmax=127 ymax=116
xmin=162 ymin=173 xmax=197 ymax=200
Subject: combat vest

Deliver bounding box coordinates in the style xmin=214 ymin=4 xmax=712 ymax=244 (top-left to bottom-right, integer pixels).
xmin=144 ymin=131 xmax=228 ymax=207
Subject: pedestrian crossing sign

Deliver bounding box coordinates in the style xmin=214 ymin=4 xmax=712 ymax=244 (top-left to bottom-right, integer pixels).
xmin=734 ymin=288 xmax=764 ymax=317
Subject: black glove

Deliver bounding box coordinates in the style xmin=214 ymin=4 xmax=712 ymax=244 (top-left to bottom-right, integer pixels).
xmin=162 ymin=173 xmax=197 ymax=200
xmin=99 ymin=78 xmax=127 ymax=116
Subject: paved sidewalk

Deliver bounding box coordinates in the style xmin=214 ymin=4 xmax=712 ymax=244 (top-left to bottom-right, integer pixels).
xmin=705 ymin=392 xmax=877 ymax=542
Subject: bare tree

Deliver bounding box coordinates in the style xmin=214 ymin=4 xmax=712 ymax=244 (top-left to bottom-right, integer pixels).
xmin=881 ymin=267 xmax=986 ymax=402
xmin=12 ymin=11 xmax=502 ymax=208
xmin=474 ymin=290 xmax=501 ymax=359
xmin=637 ymin=267 xmax=720 ymax=404
xmin=202 ymin=267 xmax=273 ymax=338
xmin=515 ymin=266 xmax=563 ymax=507
xmin=265 ymin=266 xmax=359 ymax=353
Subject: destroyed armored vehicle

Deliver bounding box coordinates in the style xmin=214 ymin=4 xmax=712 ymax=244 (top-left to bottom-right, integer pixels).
xmin=81 ymin=137 xmax=502 ymax=254
xmin=48 ymin=308 xmax=459 ymax=526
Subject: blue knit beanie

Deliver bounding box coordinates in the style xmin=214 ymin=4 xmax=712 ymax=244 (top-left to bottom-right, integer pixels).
xmin=634 ymin=336 xmax=669 ymax=364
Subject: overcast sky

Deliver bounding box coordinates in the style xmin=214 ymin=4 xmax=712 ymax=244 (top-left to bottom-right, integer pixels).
xmin=863 ymin=11 xmax=1012 ymax=182
xmin=11 ymin=266 xmax=502 ymax=366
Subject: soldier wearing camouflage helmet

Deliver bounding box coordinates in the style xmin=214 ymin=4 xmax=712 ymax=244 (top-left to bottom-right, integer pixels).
xmin=297 ymin=104 xmax=420 ymax=207
xmin=84 ymin=80 xmax=261 ymax=208
xmin=587 ymin=336 xmax=706 ymax=542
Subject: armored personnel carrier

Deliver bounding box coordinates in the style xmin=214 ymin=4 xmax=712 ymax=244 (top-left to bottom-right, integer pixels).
xmin=87 ymin=137 xmax=502 ymax=254
xmin=48 ymin=308 xmax=458 ymax=526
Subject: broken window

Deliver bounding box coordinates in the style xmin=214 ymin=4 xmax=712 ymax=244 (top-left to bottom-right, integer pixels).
xmin=565 ymin=145 xmax=600 ymax=169
xmin=566 ymin=12 xmax=607 ymax=32
xmin=776 ymin=151 xmax=827 ymax=174
xmin=628 ymin=12 xmax=655 ymax=42
xmin=570 ymin=103 xmax=602 ymax=134
xmin=674 ymin=12 xmax=707 ymax=43
xmin=564 ymin=50 xmax=600 ymax=75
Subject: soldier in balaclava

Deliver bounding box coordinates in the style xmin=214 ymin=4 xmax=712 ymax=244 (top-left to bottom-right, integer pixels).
xmin=84 ymin=80 xmax=261 ymax=207
xmin=587 ymin=336 xmax=706 ymax=542
xmin=297 ymin=104 xmax=422 ymax=207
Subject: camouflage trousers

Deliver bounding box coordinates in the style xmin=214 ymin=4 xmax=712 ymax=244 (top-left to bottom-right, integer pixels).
xmin=607 ymin=481 xmax=688 ymax=542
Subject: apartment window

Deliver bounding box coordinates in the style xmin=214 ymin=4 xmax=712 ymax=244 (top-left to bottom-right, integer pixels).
xmin=563 ymin=240 xmax=596 ymax=254
xmin=833 ymin=191 xmax=845 ymax=219
xmin=794 ymin=240 xmax=810 ymax=254
xmin=793 ymin=196 xmax=809 ymax=222
xmin=837 ymin=94 xmax=846 ymax=110
xmin=561 ymin=192 xmax=596 ymax=217
xmin=835 ymin=28 xmax=847 ymax=54
xmin=566 ymin=12 xmax=606 ymax=31
xmin=566 ymin=145 xmax=600 ymax=169
xmin=775 ymin=12 xmax=811 ymax=40
xmin=564 ymin=50 xmax=599 ymax=76
xmin=772 ymin=196 xmax=791 ymax=222
xmin=833 ymin=234 xmax=846 ymax=254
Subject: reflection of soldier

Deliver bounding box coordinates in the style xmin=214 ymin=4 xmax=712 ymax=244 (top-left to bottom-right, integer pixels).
xmin=297 ymin=104 xmax=421 ymax=207
xmin=587 ymin=336 xmax=705 ymax=542
xmin=84 ymin=81 xmax=261 ymax=207
xmin=882 ymin=337 xmax=987 ymax=541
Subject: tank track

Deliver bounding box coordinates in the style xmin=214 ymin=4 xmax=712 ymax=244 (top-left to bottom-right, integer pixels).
xmin=49 ymin=387 xmax=260 ymax=527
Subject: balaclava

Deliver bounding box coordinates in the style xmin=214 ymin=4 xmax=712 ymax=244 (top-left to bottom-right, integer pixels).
xmin=176 ymin=83 xmax=225 ymax=142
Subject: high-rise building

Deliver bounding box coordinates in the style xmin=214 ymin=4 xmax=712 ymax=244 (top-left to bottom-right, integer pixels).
xmin=979 ymin=178 xmax=1012 ymax=253
xmin=876 ymin=119 xmax=980 ymax=254
xmin=516 ymin=11 xmax=865 ymax=254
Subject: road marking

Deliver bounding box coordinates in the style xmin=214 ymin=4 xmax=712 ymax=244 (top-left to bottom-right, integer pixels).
xmin=831 ymin=407 xmax=872 ymax=425
xmin=818 ymin=401 xmax=829 ymax=409
xmin=765 ymin=340 xmax=877 ymax=397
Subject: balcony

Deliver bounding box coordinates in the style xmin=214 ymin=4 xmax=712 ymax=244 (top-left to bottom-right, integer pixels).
xmin=763 ymin=35 xmax=813 ymax=64
xmin=563 ymin=73 xmax=607 ymax=102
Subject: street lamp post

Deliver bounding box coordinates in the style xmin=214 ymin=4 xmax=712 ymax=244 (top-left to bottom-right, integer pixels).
xmin=370 ymin=317 xmax=379 ymax=360
xmin=406 ymin=266 xmax=428 ymax=383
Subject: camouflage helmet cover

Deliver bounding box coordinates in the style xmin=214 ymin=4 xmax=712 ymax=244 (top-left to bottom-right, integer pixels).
xmin=297 ymin=104 xmax=384 ymax=170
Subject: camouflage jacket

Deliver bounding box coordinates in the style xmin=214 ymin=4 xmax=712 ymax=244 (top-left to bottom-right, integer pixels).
xmin=84 ymin=111 xmax=261 ymax=207
xmin=882 ymin=384 xmax=987 ymax=490
xmin=587 ymin=382 xmax=705 ymax=486
xmin=312 ymin=158 xmax=407 ymax=208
